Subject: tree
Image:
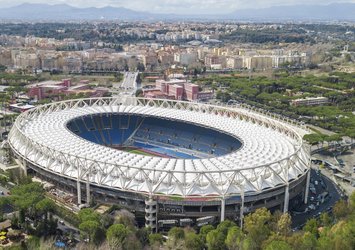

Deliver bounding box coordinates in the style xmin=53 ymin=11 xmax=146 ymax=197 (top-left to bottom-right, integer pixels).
xmin=185 ymin=231 xmax=204 ymax=250
xmin=265 ymin=240 xmax=292 ymax=250
xmin=348 ymin=192 xmax=355 ymax=212
xmin=106 ymin=224 xmax=130 ymax=249
xmin=217 ymin=220 xmax=236 ymax=236
xmin=331 ymin=220 xmax=355 ymax=250
xmin=10 ymin=182 xmax=45 ymax=210
xmin=286 ymin=232 xmax=304 ymax=250
xmin=303 ymin=133 xmax=323 ymax=146
xmin=301 ymin=231 xmax=317 ymax=250
xmin=303 ymin=218 xmax=318 ymax=237
xmin=35 ymin=198 xmax=55 ymax=219
xmin=277 ymin=213 xmax=291 ymax=236
xmin=79 ymin=220 xmax=102 ymax=244
xmin=124 ymin=232 xmax=142 ymax=250
xmin=320 ymin=212 xmax=332 ymax=227
xmin=167 ymin=227 xmax=185 ymax=249
xmin=136 ymin=227 xmax=150 ymax=247
xmin=78 ymin=208 xmax=105 ymax=245
xmin=244 ymin=207 xmax=272 ymax=247
xmin=317 ymin=228 xmax=334 ymax=250
xmin=333 ymin=200 xmax=349 ymax=220
xmin=149 ymin=233 xmax=164 ymax=249
xmin=78 ymin=208 xmax=100 ymax=223
xmin=225 ymin=226 xmax=243 ymax=250
xmin=199 ymin=224 xmax=214 ymax=243
xmin=206 ymin=229 xmax=226 ymax=250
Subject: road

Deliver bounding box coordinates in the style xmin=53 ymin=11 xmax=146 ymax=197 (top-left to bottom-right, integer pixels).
xmin=112 ymin=71 xmax=139 ymax=96
xmin=291 ymin=168 xmax=342 ymax=229
xmin=53 ymin=215 xmax=81 ymax=241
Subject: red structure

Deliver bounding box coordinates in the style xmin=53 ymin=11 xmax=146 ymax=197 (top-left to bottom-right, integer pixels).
xmin=144 ymin=79 xmax=213 ymax=101
xmin=27 ymin=79 xmax=107 ymax=100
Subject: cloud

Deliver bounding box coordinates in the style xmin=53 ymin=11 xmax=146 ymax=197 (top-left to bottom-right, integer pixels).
xmin=0 ymin=0 xmax=354 ymax=14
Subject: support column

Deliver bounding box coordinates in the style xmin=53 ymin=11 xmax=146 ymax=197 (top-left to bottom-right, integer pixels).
xmin=145 ymin=196 xmax=157 ymax=231
xmin=77 ymin=180 xmax=81 ymax=205
xmin=283 ymin=184 xmax=289 ymax=213
xmin=220 ymin=198 xmax=226 ymax=222
xmin=86 ymin=173 xmax=91 ymax=205
xmin=21 ymin=158 xmax=28 ymax=176
xmin=240 ymin=189 xmax=244 ymax=229
xmin=304 ymin=170 xmax=311 ymax=204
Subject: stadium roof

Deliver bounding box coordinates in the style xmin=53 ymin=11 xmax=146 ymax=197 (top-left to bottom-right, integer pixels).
xmin=9 ymin=97 xmax=310 ymax=198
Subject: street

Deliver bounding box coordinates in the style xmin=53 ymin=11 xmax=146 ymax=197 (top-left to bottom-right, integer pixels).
xmin=291 ymin=169 xmax=342 ymax=229
xmin=112 ymin=71 xmax=139 ymax=96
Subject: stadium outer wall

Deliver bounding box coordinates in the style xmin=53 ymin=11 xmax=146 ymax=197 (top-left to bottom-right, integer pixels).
xmin=8 ymin=97 xmax=311 ymax=230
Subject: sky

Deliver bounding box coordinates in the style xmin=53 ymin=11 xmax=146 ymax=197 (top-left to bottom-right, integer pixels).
xmin=0 ymin=0 xmax=354 ymax=14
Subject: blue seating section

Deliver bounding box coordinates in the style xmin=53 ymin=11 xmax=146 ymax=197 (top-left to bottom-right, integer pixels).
xmin=67 ymin=114 xmax=144 ymax=146
xmin=67 ymin=113 xmax=242 ymax=159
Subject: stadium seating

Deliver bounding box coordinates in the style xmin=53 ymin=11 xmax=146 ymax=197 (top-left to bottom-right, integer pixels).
xmin=67 ymin=114 xmax=242 ymax=159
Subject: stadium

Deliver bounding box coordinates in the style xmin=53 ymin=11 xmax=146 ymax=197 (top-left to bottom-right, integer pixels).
xmin=8 ymin=96 xmax=311 ymax=230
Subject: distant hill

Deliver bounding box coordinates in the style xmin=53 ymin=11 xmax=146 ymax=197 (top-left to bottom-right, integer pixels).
xmin=0 ymin=3 xmax=354 ymax=21
xmin=0 ymin=3 xmax=158 ymax=20
xmin=228 ymin=3 xmax=355 ymax=21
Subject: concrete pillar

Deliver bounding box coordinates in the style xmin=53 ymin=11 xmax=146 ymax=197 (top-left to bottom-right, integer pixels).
xmin=304 ymin=170 xmax=311 ymax=204
xmin=220 ymin=198 xmax=226 ymax=222
xmin=283 ymin=184 xmax=289 ymax=213
xmin=240 ymin=190 xmax=244 ymax=229
xmin=21 ymin=159 xmax=28 ymax=176
xmin=86 ymin=173 xmax=91 ymax=205
xmin=145 ymin=196 xmax=157 ymax=231
xmin=77 ymin=180 xmax=81 ymax=205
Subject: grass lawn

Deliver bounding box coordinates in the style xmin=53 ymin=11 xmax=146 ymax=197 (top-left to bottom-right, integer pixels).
xmin=127 ymin=149 xmax=156 ymax=156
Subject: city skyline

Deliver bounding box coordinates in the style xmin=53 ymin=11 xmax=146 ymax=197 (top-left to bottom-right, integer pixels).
xmin=0 ymin=0 xmax=354 ymax=14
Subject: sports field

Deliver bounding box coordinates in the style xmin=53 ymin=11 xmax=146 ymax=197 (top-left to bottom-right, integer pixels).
xmin=126 ymin=149 xmax=157 ymax=156
xmin=118 ymin=146 xmax=166 ymax=157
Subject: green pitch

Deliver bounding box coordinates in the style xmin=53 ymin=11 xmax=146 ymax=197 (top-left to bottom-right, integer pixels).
xmin=125 ymin=149 xmax=156 ymax=156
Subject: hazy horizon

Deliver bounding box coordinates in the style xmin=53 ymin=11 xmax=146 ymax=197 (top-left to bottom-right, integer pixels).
xmin=0 ymin=0 xmax=354 ymax=14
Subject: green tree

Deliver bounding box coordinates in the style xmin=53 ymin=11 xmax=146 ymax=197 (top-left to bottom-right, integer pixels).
xmin=225 ymin=226 xmax=243 ymax=250
xmin=35 ymin=198 xmax=55 ymax=219
xmin=199 ymin=224 xmax=214 ymax=244
xmin=331 ymin=220 xmax=355 ymax=250
xmin=106 ymin=224 xmax=130 ymax=249
xmin=185 ymin=231 xmax=204 ymax=250
xmin=348 ymin=192 xmax=355 ymax=212
xmin=320 ymin=212 xmax=332 ymax=227
xmin=303 ymin=218 xmax=319 ymax=237
xmin=206 ymin=229 xmax=226 ymax=250
xmin=277 ymin=213 xmax=292 ymax=236
xmin=333 ymin=200 xmax=349 ymax=220
xmin=167 ymin=227 xmax=185 ymax=249
xmin=149 ymin=233 xmax=164 ymax=249
xmin=317 ymin=228 xmax=334 ymax=250
xmin=301 ymin=231 xmax=317 ymax=250
xmin=124 ymin=232 xmax=142 ymax=250
xmin=217 ymin=220 xmax=237 ymax=236
xmin=78 ymin=208 xmax=100 ymax=223
xmin=136 ymin=227 xmax=150 ymax=247
xmin=244 ymin=207 xmax=272 ymax=247
xmin=10 ymin=182 xmax=45 ymax=218
xmin=168 ymin=226 xmax=185 ymax=240
xmin=303 ymin=133 xmax=323 ymax=146
xmin=79 ymin=220 xmax=101 ymax=244
xmin=265 ymin=240 xmax=292 ymax=250
xmin=286 ymin=232 xmax=304 ymax=250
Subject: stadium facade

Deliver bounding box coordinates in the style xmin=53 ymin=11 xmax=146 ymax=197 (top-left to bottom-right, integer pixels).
xmin=8 ymin=97 xmax=311 ymax=230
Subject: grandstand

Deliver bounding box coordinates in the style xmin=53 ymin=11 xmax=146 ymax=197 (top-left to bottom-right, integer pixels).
xmin=66 ymin=114 xmax=242 ymax=159
xmin=8 ymin=97 xmax=311 ymax=231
